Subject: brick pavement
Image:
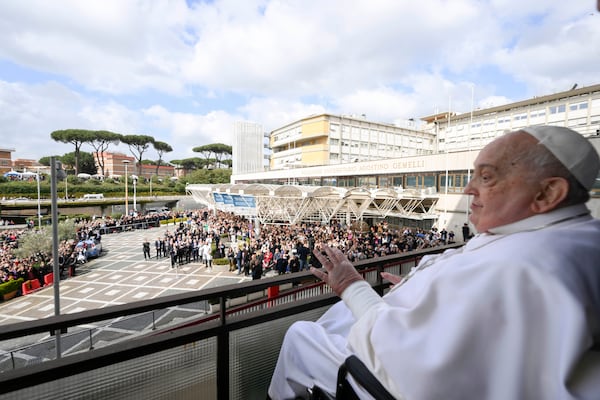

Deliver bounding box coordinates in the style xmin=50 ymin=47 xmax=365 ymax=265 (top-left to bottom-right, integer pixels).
xmin=0 ymin=224 xmax=251 ymax=327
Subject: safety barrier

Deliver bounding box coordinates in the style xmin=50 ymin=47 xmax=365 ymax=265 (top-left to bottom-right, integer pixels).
xmin=0 ymin=243 xmax=460 ymax=400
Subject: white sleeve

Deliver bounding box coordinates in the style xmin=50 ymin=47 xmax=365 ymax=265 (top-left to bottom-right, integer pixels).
xmin=340 ymin=280 xmax=385 ymax=319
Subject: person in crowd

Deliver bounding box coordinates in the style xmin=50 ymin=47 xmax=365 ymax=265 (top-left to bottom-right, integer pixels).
xmin=439 ymin=227 xmax=447 ymax=244
xmin=242 ymin=245 xmax=251 ymax=276
xmin=268 ymin=126 xmax=600 ymax=399
xmin=296 ymin=242 xmax=310 ymax=271
xmin=448 ymin=229 xmax=455 ymax=243
xmin=155 ymin=237 xmax=162 ymax=258
xmin=461 ymin=222 xmax=471 ymax=242
xmin=276 ymin=252 xmax=289 ymax=275
xmin=142 ymin=239 xmax=151 ymax=260
xmin=250 ymin=252 xmax=263 ymax=280
xmin=169 ymin=241 xmax=177 ymax=269
xmin=76 ymin=246 xmax=87 ymax=264
xmin=288 ymin=254 xmax=300 ymax=273
xmin=160 ymin=237 xmax=167 ymax=258
xmin=202 ymin=240 xmax=213 ymax=271
xmin=227 ymin=246 xmax=236 ymax=272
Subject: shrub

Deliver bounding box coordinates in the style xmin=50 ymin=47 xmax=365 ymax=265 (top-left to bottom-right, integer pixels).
xmin=0 ymin=278 xmax=25 ymax=296
xmin=213 ymin=257 xmax=228 ymax=266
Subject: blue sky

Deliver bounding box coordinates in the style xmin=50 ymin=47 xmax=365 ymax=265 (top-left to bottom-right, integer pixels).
xmin=0 ymin=0 xmax=598 ymax=163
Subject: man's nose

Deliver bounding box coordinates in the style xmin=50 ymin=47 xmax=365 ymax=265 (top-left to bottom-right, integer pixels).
xmin=464 ymin=180 xmax=475 ymax=195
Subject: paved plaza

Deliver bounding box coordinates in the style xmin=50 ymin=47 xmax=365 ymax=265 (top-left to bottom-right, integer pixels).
xmin=0 ymin=224 xmax=258 ymax=367
xmin=0 ymin=223 xmax=252 ymax=327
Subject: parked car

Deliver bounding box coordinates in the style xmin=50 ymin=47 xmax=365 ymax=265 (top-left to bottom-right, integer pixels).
xmin=75 ymin=238 xmax=103 ymax=258
xmin=82 ymin=193 xmax=104 ymax=200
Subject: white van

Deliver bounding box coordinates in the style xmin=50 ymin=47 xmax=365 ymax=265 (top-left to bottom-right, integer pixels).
xmin=83 ymin=193 xmax=104 ymax=200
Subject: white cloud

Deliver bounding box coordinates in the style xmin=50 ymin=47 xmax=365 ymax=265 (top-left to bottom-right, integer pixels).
xmin=493 ymin=13 xmax=600 ymax=95
xmin=0 ymin=80 xmax=87 ymax=159
xmin=0 ymin=0 xmax=598 ymax=163
xmin=143 ymin=105 xmax=240 ymax=160
xmin=0 ymin=0 xmax=191 ymax=94
xmin=240 ymin=97 xmax=327 ymax=131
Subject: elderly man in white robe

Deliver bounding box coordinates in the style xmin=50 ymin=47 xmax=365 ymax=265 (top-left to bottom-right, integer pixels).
xmin=267 ymin=125 xmax=600 ymax=400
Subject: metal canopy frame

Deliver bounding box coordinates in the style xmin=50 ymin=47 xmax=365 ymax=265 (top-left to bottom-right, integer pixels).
xmin=186 ymin=184 xmax=439 ymax=225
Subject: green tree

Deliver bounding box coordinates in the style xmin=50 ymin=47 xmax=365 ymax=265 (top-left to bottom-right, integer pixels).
xmin=121 ymin=135 xmax=155 ymax=176
xmin=153 ymin=141 xmax=173 ymax=176
xmin=209 ymin=143 xmax=232 ymax=167
xmin=172 ymin=157 xmax=210 ymax=173
xmin=13 ymin=220 xmax=78 ymax=259
xmin=192 ymin=143 xmax=232 ymax=169
xmin=61 ymin=152 xmax=96 ymax=175
xmin=50 ymin=129 xmax=95 ymax=175
xmin=89 ymin=130 xmax=122 ymax=177
xmin=185 ymin=168 xmax=231 ymax=184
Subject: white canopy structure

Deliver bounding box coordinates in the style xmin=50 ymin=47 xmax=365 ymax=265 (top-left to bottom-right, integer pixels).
xmin=186 ymin=183 xmax=439 ymax=226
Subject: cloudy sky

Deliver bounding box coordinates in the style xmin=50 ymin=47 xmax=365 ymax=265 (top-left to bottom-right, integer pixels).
xmin=1 ymin=0 xmax=598 ymax=164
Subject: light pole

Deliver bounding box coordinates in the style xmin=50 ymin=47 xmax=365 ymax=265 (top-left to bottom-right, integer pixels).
xmin=36 ymin=171 xmax=41 ymax=228
xmin=132 ymin=175 xmax=137 ymax=214
xmin=123 ymin=160 xmax=130 ymax=216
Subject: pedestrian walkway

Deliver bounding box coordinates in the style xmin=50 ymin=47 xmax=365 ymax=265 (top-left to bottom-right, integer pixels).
xmin=0 ymin=224 xmax=251 ymax=327
xmin=0 ymin=225 xmax=258 ymax=368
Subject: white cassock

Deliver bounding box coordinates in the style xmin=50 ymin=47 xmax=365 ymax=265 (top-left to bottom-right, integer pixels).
xmin=268 ymin=204 xmax=600 ymax=399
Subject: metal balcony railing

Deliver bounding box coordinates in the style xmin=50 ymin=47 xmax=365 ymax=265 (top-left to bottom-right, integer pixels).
xmin=0 ymin=244 xmax=460 ymax=400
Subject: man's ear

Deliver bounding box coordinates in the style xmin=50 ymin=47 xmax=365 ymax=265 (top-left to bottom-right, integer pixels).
xmin=531 ymin=177 xmax=569 ymax=213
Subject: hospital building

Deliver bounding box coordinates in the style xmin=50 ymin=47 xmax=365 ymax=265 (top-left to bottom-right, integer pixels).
xmin=188 ymin=84 xmax=600 ymax=233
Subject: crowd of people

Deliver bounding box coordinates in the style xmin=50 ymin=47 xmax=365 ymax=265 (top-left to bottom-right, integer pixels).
xmin=0 ymin=212 xmax=166 ymax=296
xmin=1 ymin=203 xmax=457 ymax=301
xmin=1 ymin=231 xmax=106 ymax=289
xmin=0 ymin=228 xmax=77 ymax=288
xmin=136 ymin=208 xmax=458 ymax=281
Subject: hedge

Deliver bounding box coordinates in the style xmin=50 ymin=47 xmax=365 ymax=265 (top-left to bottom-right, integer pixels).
xmin=0 ymin=278 xmax=24 ymax=296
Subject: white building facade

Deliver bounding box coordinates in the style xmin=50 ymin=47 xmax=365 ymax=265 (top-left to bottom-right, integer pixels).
xmin=232 ymin=121 xmax=265 ymax=175
xmin=229 ymin=84 xmax=600 ymax=232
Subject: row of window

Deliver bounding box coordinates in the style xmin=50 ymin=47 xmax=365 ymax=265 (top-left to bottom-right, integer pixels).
xmin=447 ymin=99 xmax=598 ymax=139
xmin=254 ymin=172 xmax=471 ymax=193
xmin=248 ymin=170 xmax=600 ymax=196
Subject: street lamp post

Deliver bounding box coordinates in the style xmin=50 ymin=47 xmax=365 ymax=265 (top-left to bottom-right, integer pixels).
xmin=36 ymin=172 xmax=41 ymax=228
xmin=123 ymin=160 xmax=130 ymax=216
xmin=132 ymin=175 xmax=137 ymax=214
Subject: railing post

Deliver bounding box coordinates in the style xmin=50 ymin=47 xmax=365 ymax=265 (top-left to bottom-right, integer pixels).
xmin=216 ymin=296 xmax=229 ymax=400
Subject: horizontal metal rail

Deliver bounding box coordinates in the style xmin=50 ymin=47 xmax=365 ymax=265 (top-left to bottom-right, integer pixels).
xmin=0 ymin=244 xmax=460 ymax=399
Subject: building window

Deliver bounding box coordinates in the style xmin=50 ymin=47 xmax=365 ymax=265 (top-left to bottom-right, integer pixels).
xmin=423 ymin=175 xmax=435 ymax=187
xmin=513 ymin=113 xmax=527 ymax=121
xmin=357 ymin=176 xmax=376 ymax=187
xmin=378 ymin=176 xmax=391 ymax=187
xmin=570 ymin=102 xmax=588 ymax=111
xmin=440 ymin=172 xmax=470 ymax=193
xmin=322 ymin=177 xmax=337 ymax=186
xmin=549 ymin=104 xmax=566 ymax=114
xmin=338 ymin=176 xmax=356 ymax=187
